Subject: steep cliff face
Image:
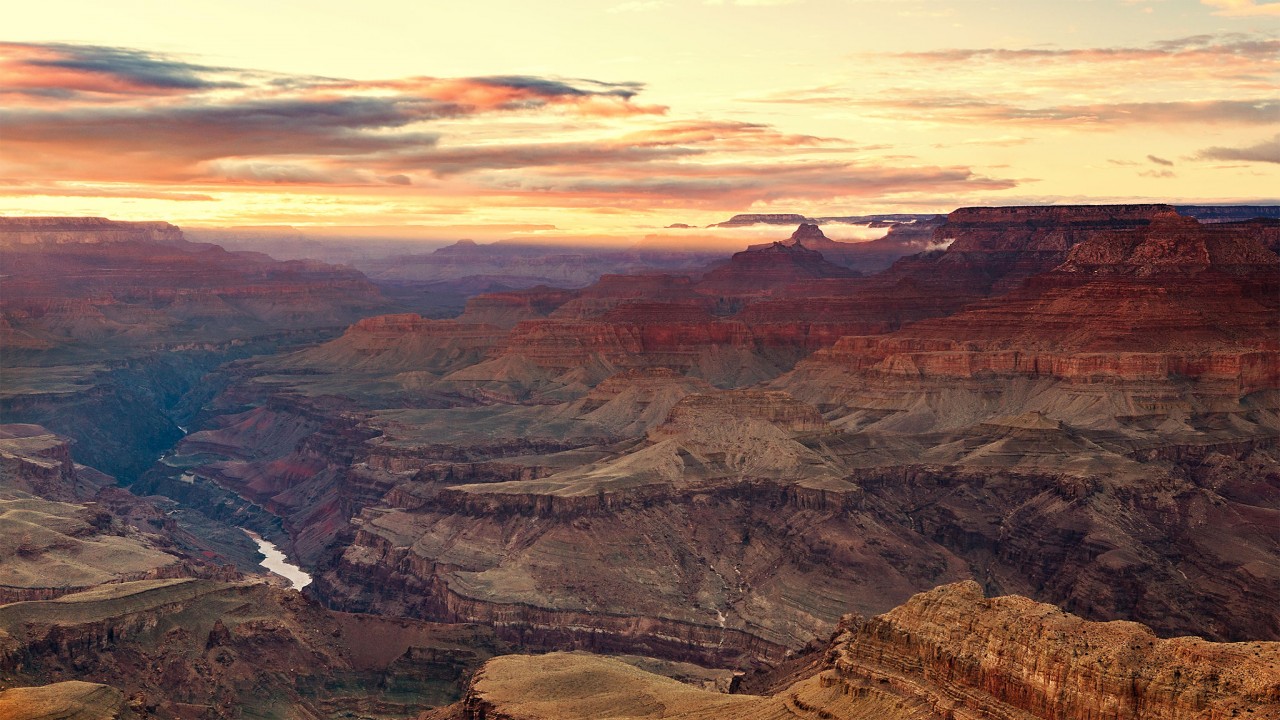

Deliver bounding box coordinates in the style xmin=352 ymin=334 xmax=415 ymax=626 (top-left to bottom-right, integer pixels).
xmin=1 ymin=216 xmax=395 ymax=483
xmin=823 ymin=581 xmax=1280 ymax=720
xmin=277 ymin=314 xmax=507 ymax=375
xmin=0 ymin=217 xmax=185 ymax=246
xmin=434 ymin=582 xmax=1280 ymax=720
xmin=0 ymin=217 xmax=388 ymax=362
xmin=0 ymin=579 xmax=508 ymax=718
xmin=780 ymin=212 xmax=1280 ymax=410
xmin=316 ymin=430 xmax=1279 ymax=665
xmin=0 ymin=425 xmax=248 ymax=605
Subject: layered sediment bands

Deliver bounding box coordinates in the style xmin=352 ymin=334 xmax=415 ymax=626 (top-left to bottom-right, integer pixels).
xmin=826 ymin=581 xmax=1280 ymax=720
xmin=456 ymin=287 xmax=578 ymax=327
xmin=0 ymin=578 xmax=507 ymax=717
xmin=445 ymin=209 xmax=1164 ymax=390
xmin=0 ymin=424 xmax=108 ymax=501
xmin=0 ymin=425 xmax=217 ymax=602
xmin=779 ymin=211 xmax=1280 ymax=429
xmin=0 ymin=217 xmax=185 ymax=246
xmin=315 ymin=472 xmax=974 ymax=665
xmin=158 ymin=396 xmax=387 ymax=565
xmin=653 ymin=390 xmax=831 ymax=436
xmin=810 ymin=337 xmax=1279 ymax=390
xmin=87 ymin=206 xmax=1280 ymax=684
xmin=437 ymin=582 xmax=1280 ymax=720
xmin=277 ymin=314 xmax=506 ymax=375
xmin=0 ymin=217 xmax=388 ymax=360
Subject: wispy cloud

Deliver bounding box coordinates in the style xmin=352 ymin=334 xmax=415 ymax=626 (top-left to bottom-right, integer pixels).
xmin=1201 ymin=0 xmax=1280 ymax=16
xmin=852 ymin=97 xmax=1280 ymax=127
xmin=1197 ymin=134 xmax=1280 ymax=163
xmin=0 ymin=42 xmax=1012 ymax=209
xmin=752 ymin=34 xmax=1280 ymax=127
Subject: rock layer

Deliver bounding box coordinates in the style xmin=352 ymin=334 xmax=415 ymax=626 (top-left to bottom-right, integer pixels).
xmin=431 ymin=582 xmax=1280 ymax=720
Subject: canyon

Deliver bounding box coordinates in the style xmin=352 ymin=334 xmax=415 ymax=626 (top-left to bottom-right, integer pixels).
xmin=430 ymin=582 xmax=1280 ymax=720
xmin=1 ymin=205 xmax=1277 ymax=718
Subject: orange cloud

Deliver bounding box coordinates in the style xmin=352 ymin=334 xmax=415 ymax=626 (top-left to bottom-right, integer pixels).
xmin=0 ymin=41 xmax=1018 ymax=214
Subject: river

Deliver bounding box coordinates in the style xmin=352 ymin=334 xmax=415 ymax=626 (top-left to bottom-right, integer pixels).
xmin=243 ymin=530 xmax=313 ymax=590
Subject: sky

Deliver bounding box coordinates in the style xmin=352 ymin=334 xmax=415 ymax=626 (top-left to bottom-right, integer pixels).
xmin=1 ymin=0 xmax=1278 ymax=244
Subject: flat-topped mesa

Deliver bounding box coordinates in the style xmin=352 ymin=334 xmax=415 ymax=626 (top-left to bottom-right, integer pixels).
xmin=1 ymin=217 xmax=389 ymax=356
xmin=945 ymin=203 xmax=1175 ymax=228
xmin=1053 ymin=212 xmax=1280 ymax=277
xmin=0 ymin=424 xmax=114 ymax=506
xmin=715 ymin=212 xmax=813 ymax=227
xmin=456 ymin=286 xmax=579 ymax=327
xmin=550 ymin=274 xmax=709 ymax=320
xmin=281 ymin=313 xmax=508 ymax=375
xmin=937 ymin=204 xmax=1174 ymax=255
xmin=651 ymin=390 xmax=830 ymax=438
xmin=0 ymin=216 xmax=185 ymax=246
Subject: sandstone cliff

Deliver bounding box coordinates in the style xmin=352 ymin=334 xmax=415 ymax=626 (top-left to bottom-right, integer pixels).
xmin=431 ymin=582 xmax=1280 ymax=720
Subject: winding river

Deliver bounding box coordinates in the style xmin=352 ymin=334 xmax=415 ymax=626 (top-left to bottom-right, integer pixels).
xmin=243 ymin=530 xmax=313 ymax=590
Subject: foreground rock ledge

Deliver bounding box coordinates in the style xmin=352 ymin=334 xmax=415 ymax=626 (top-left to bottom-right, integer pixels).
xmin=429 ymin=581 xmax=1280 ymax=720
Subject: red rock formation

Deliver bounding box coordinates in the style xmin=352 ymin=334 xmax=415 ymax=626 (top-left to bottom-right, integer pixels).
xmin=280 ymin=313 xmax=507 ymax=374
xmin=745 ymin=222 xmax=931 ymax=273
xmin=0 ymin=217 xmax=185 ymax=246
xmin=824 ymin=581 xmax=1280 ymax=720
xmin=456 ymin=287 xmax=579 ymax=327
xmin=789 ymin=212 xmax=1280 ymax=391
xmin=696 ymin=242 xmax=857 ymax=298
xmin=438 ymin=581 xmax=1280 ymax=720
xmin=0 ymin=217 xmax=389 ymax=358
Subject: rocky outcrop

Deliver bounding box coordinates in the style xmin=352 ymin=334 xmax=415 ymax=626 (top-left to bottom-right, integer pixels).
xmin=696 ymin=242 xmax=857 ymax=298
xmin=0 ymin=424 xmax=250 ymax=604
xmin=0 ymin=424 xmax=108 ymax=501
xmin=1 ymin=217 xmax=388 ymax=363
xmin=822 ymin=581 xmax=1280 ymax=720
xmin=0 ymin=579 xmax=508 ymax=718
xmin=457 ymin=287 xmax=579 ymax=328
xmin=0 ymin=217 xmax=184 ymax=246
xmin=276 ymin=314 xmax=507 ymax=375
xmin=436 ymin=582 xmax=1280 ymax=720
xmin=782 ymin=212 xmax=1280 ymax=401
xmin=745 ymin=223 xmax=930 ymax=273
xmin=0 ymin=681 xmax=130 ymax=720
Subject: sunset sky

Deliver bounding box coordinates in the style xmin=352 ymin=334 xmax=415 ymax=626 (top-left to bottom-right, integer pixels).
xmin=2 ymin=0 xmax=1278 ymax=243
